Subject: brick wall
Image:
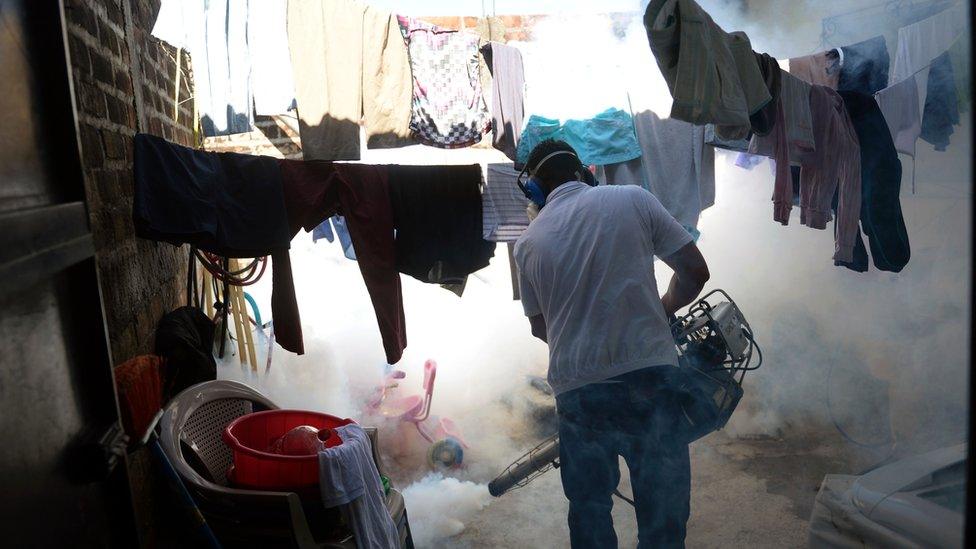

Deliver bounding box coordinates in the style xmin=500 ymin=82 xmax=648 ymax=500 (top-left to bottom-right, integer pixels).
xmin=64 ymin=0 xmax=196 ymax=545
xmin=64 ymin=0 xmax=193 ymax=364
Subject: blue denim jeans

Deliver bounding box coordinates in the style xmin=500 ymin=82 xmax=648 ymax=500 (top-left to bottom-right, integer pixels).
xmin=555 ymin=366 xmax=690 ymax=549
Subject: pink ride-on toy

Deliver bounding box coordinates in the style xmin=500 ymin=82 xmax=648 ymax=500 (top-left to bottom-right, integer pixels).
xmin=368 ymin=359 xmax=468 ymax=468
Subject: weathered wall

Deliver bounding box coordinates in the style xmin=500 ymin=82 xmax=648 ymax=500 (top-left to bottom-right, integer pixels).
xmin=64 ymin=0 xmax=193 ymax=364
xmin=64 ymin=0 xmax=195 ymax=545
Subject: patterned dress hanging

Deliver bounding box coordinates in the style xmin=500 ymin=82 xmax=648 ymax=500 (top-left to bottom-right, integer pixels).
xmin=398 ymin=16 xmax=491 ymax=148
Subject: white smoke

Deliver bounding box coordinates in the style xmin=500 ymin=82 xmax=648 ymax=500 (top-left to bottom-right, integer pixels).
xmin=401 ymin=473 xmax=492 ymax=547
xmin=214 ymin=0 xmax=970 ymax=545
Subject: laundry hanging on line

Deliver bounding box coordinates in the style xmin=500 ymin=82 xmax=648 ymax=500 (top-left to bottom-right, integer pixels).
xmin=288 ymin=0 xmax=415 ymax=161
xmin=398 ymin=16 xmax=492 ymax=149
xmin=482 ymin=42 xmax=527 ymax=163
xmin=151 ymin=0 xmax=255 ymax=136
xmin=132 ymin=133 xmax=304 ymax=354
xmin=482 ymin=163 xmax=531 ymax=243
xmin=134 ymin=135 xmax=499 ymax=364
xmin=314 ymin=216 xmax=357 ymax=261
xmin=835 ymin=91 xmax=910 ymax=273
xmin=596 ymin=111 xmax=715 ymax=230
xmin=516 ymin=108 xmax=642 ymax=167
xmin=642 ymin=0 xmax=771 ymax=136
xmin=836 ymin=36 xmax=891 ymax=95
xmin=919 ymin=52 xmax=961 ymax=151
xmin=389 ymin=165 xmax=496 ymax=292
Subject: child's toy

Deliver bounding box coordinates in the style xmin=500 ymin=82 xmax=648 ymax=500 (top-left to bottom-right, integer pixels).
xmin=368 ymin=359 xmax=468 ymax=468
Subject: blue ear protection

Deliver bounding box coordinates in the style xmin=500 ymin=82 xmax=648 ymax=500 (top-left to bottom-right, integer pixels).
xmin=517 ymin=150 xmax=583 ymax=209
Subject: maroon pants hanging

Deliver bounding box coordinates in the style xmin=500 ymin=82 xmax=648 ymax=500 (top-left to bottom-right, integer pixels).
xmin=277 ymin=160 xmax=407 ymax=364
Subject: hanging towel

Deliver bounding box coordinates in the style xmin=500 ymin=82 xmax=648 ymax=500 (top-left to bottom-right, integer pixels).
xmin=388 ymin=165 xmax=496 ymax=286
xmin=318 ymin=425 xmax=399 ymax=549
xmin=248 ymin=0 xmax=296 ymax=116
xmin=643 ymin=0 xmax=771 ymax=132
xmin=483 ymin=163 xmax=531 ymax=243
xmin=398 ymin=16 xmax=491 ymax=148
xmin=516 ymin=109 xmax=642 ymax=167
xmin=836 ymin=91 xmax=909 ymax=273
xmin=151 ymin=0 xmax=253 ymax=136
xmin=278 ymin=160 xmax=406 ymax=364
xmin=132 ymin=134 xmax=303 ymax=354
xmin=482 ymin=42 xmax=527 ymax=162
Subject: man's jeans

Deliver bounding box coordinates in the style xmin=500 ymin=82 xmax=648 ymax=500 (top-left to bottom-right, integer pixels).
xmin=555 ymin=366 xmax=690 ymax=549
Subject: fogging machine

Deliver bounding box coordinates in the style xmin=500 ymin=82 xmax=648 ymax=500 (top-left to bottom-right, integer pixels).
xmin=489 ymin=289 xmax=762 ymax=499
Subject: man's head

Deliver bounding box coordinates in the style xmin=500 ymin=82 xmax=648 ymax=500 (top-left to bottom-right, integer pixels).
xmin=523 ymin=139 xmax=585 ymax=200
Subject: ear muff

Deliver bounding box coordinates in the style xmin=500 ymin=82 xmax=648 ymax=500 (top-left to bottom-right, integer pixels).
xmin=517 ymin=150 xmax=581 ymax=208
xmin=523 ymin=178 xmax=548 ymax=208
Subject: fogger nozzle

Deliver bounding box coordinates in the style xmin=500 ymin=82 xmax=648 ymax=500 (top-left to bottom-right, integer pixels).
xmin=488 ymin=435 xmax=561 ymax=497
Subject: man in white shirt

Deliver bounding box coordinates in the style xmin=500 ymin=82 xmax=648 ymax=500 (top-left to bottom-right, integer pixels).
xmin=514 ymin=139 xmax=710 ymax=548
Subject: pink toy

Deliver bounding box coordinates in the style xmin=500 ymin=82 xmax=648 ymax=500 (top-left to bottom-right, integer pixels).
xmin=368 ymin=359 xmax=468 ymax=467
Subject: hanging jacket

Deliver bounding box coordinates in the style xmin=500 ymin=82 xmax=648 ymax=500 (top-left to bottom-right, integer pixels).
xmin=643 ymin=0 xmax=770 ymax=132
xmin=837 ymin=36 xmax=889 ymax=95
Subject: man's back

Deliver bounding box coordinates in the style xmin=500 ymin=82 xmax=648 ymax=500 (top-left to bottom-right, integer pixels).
xmin=514 ymin=181 xmax=693 ymax=396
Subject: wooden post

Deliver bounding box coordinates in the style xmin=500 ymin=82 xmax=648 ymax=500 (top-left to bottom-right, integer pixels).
xmin=229 ymin=260 xmax=247 ymax=368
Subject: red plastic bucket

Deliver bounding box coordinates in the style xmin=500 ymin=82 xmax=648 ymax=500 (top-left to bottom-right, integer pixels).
xmin=222 ymin=409 xmax=354 ymax=491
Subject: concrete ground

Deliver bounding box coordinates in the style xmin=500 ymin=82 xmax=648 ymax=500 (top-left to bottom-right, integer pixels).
xmin=439 ymin=432 xmax=872 ymax=548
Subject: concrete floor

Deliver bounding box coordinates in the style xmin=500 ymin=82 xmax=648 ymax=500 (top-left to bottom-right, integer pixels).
xmin=434 ymin=432 xmax=871 ymax=548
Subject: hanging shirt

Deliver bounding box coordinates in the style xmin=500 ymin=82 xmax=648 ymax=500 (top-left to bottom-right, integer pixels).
xmin=796 ymin=86 xmax=862 ymax=263
xmin=313 ymin=217 xmax=357 ymax=261
xmin=482 ymin=42 xmax=526 ymax=162
xmin=749 ymin=70 xmax=816 ymax=157
xmin=600 ymin=111 xmax=715 ymax=229
xmin=398 ymin=16 xmax=490 ymax=149
xmin=919 ymin=52 xmax=961 ymax=151
xmin=151 ymin=0 xmax=253 ymax=136
xmin=875 ymin=75 xmax=922 ymax=157
xmin=789 ymin=50 xmax=841 ymax=90
xmin=514 ymin=182 xmax=692 ymax=396
xmin=288 ymin=0 xmax=414 ymax=160
xmin=387 ymin=165 xmax=496 ymax=286
xmin=482 ymin=163 xmax=531 ymax=243
xmin=132 ymin=134 xmax=303 ymax=354
xmin=890 ymin=2 xmax=967 ymax=86
xmin=643 ymin=0 xmax=770 ymax=133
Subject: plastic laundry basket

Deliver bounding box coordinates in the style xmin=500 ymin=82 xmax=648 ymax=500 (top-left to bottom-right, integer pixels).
xmin=222 ymin=409 xmax=354 ymax=491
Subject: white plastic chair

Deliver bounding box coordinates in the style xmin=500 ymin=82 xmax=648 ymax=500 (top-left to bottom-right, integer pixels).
xmin=159 ymin=380 xmax=412 ymax=548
